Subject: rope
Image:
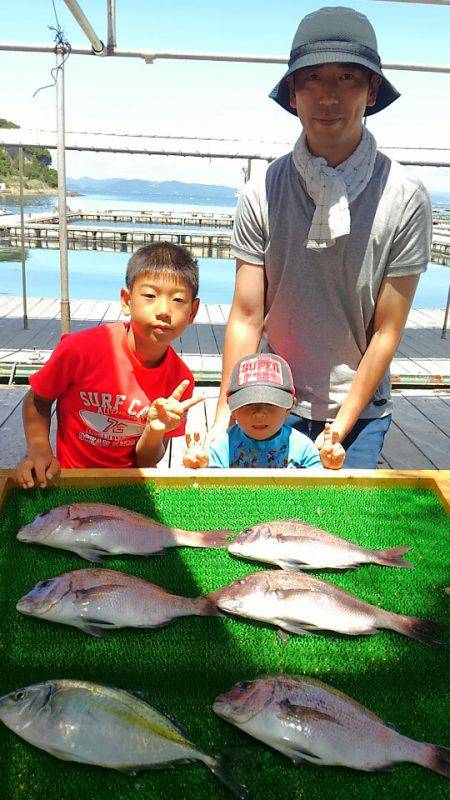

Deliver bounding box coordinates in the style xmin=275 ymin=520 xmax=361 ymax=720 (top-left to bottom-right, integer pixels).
xmin=33 ymin=1 xmax=71 ymax=98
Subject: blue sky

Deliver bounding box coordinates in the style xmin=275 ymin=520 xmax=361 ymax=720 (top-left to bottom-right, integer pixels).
xmin=1 ymin=1 xmax=449 ymax=190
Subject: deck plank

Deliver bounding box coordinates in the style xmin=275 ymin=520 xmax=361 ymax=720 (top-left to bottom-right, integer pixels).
xmin=389 ymin=394 xmax=449 ymax=468
xmin=380 ymin=419 xmax=436 ymax=469
xmin=1 ymin=298 xmax=449 ymax=379
xmin=0 ymin=386 xmax=448 ymax=469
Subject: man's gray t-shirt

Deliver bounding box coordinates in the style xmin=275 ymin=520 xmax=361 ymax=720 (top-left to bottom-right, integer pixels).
xmin=231 ymin=151 xmax=432 ymax=420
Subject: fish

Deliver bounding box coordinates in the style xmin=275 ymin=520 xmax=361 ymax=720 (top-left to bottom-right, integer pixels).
xmin=16 ymin=568 xmax=221 ymax=637
xmin=17 ymin=503 xmax=231 ymax=562
xmin=214 ymin=570 xmax=445 ymax=647
xmin=213 ymin=675 xmax=450 ymax=778
xmin=0 ymin=680 xmax=248 ymax=798
xmin=228 ymin=519 xmax=413 ymax=571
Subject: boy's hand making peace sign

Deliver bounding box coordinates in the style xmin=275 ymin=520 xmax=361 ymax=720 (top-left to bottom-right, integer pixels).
xmin=146 ymin=380 xmax=204 ymax=434
xmin=318 ymin=422 xmax=346 ymax=470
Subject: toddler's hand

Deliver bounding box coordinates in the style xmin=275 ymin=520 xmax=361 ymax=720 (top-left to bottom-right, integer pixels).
xmin=15 ymin=447 xmax=60 ymax=489
xmin=318 ymin=422 xmax=346 ymax=470
xmin=183 ymin=431 xmax=209 ymax=469
xmin=146 ymin=380 xmax=204 ymax=435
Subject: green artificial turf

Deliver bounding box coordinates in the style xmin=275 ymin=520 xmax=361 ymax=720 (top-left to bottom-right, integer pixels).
xmin=0 ymin=483 xmax=449 ymax=800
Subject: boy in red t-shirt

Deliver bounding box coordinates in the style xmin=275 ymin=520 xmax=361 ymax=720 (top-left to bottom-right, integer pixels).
xmin=15 ymin=243 xmax=203 ymax=487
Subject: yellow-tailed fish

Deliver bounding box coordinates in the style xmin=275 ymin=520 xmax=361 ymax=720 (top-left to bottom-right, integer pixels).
xmin=0 ymin=680 xmax=248 ymax=798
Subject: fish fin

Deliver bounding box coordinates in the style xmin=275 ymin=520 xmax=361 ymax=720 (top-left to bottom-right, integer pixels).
xmin=276 ymin=699 xmax=343 ymax=729
xmin=277 ymin=619 xmax=317 ymax=637
xmin=392 ymin=616 xmax=447 ymax=648
xmin=367 ymin=764 xmax=396 ymax=773
xmin=134 ymin=621 xmax=172 ymax=630
xmin=277 ymin=628 xmax=290 ymax=644
xmin=290 ymin=748 xmax=323 ymax=765
xmin=72 ymin=547 xmax=108 ymax=563
xmin=74 ymin=585 xmax=125 ymax=604
xmin=140 ymin=547 xmax=168 ymax=556
xmin=428 ymin=744 xmax=450 ymax=778
xmin=373 ymin=545 xmax=413 ymax=569
xmin=78 ymin=620 xmax=114 ymax=637
xmin=190 ymin=594 xmax=222 ymax=617
xmin=275 ymin=560 xmax=308 ymax=571
xmin=202 ymin=753 xmax=249 ymax=800
xmin=175 ymin=529 xmax=232 ymax=549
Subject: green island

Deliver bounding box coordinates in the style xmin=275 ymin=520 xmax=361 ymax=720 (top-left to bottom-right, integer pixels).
xmin=0 ymin=117 xmax=57 ymax=194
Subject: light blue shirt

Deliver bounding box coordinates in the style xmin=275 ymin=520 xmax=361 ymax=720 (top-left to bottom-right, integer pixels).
xmin=209 ymin=424 xmax=322 ymax=469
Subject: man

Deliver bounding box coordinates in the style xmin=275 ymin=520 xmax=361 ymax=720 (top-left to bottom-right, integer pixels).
xmin=212 ymin=6 xmax=432 ymax=468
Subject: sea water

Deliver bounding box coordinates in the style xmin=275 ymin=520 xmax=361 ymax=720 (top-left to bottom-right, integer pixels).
xmin=0 ymin=192 xmax=448 ymax=307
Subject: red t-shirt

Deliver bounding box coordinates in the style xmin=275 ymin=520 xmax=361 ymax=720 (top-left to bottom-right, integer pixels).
xmin=29 ymin=322 xmax=194 ymax=468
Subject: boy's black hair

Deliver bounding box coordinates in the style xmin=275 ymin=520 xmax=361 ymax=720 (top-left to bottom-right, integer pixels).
xmin=125 ymin=242 xmax=199 ymax=298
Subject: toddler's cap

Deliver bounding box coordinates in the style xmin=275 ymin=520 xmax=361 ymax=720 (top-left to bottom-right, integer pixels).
xmin=227 ymin=353 xmax=295 ymax=412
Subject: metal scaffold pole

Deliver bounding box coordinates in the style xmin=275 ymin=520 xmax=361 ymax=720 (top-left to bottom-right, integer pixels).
xmin=18 ymin=146 xmax=28 ymax=330
xmin=56 ymin=45 xmax=71 ymax=335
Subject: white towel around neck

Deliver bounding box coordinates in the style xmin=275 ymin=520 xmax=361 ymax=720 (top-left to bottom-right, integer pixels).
xmin=292 ymin=127 xmax=377 ymax=251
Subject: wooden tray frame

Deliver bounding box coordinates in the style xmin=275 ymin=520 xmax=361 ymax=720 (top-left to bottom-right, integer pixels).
xmin=1 ymin=468 xmax=449 ymax=513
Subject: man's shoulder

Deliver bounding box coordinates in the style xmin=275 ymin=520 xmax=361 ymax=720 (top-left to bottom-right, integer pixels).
xmin=374 ymin=151 xmax=430 ymax=202
xmin=242 ymin=152 xmax=293 ymax=199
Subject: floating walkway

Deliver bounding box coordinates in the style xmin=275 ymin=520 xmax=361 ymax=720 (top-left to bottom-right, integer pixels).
xmin=1 ymin=209 xmax=449 ymax=263
xmin=1 ymin=223 xmax=232 ymax=257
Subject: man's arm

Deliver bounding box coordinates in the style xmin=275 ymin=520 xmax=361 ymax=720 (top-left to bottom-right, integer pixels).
xmin=329 ymin=273 xmax=420 ymax=442
xmin=15 ymin=389 xmax=60 ymax=488
xmin=213 ymin=259 xmax=265 ymax=430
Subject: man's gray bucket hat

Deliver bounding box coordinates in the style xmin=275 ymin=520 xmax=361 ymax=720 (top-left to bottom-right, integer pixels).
xmin=270 ymin=6 xmax=400 ymax=116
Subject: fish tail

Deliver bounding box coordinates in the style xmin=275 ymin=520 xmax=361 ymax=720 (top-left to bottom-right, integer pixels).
xmin=390 ymin=614 xmax=446 ymax=648
xmin=202 ymin=753 xmax=249 ymax=799
xmin=427 ymin=744 xmax=450 ymax=777
xmin=401 ymin=738 xmax=450 ymax=777
xmin=173 ymin=529 xmax=232 ymax=548
xmin=190 ymin=594 xmax=222 ymax=617
xmin=373 ymin=546 xmax=413 ymax=569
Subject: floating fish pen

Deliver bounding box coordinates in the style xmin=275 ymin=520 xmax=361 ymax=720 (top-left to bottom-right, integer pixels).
xmin=1 ymin=225 xmax=233 ymax=258
xmin=70 ymin=211 xmax=234 ymax=228
xmin=0 ymin=469 xmax=448 ymax=800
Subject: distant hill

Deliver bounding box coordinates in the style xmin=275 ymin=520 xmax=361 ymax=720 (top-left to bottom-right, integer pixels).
xmin=66 ymin=177 xmax=237 ymax=199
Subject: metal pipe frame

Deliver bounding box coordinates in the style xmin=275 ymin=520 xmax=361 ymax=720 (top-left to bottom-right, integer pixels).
xmin=56 ymin=47 xmax=71 ymax=334
xmin=62 ymin=0 xmax=104 ymax=53
xmin=2 ymin=136 xmax=449 ymax=167
xmin=107 ymin=0 xmax=116 ymax=55
xmin=0 ymin=42 xmax=449 ymax=73
xmin=18 ymin=146 xmax=28 ymax=330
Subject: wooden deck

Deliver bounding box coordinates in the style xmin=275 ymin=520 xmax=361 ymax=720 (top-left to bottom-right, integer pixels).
xmin=0 ymin=297 xmax=449 ymax=381
xmin=1 ymin=384 xmax=449 ymax=470
xmin=0 ymin=296 xmax=448 ymax=470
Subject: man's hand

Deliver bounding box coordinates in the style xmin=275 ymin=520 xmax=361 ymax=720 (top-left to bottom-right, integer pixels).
xmin=183 ymin=431 xmax=209 ymax=469
xmin=207 ymin=408 xmax=232 ymax=446
xmin=15 ymin=446 xmax=60 ymax=489
xmin=146 ymin=380 xmax=204 ymax=435
xmin=316 ymin=422 xmax=346 ymax=470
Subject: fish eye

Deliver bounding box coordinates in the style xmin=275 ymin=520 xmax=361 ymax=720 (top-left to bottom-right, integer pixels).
xmin=14 ymin=689 xmax=26 ymax=702
xmin=38 ymin=579 xmax=52 ymax=589
xmin=238 ymin=681 xmax=252 ymax=691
